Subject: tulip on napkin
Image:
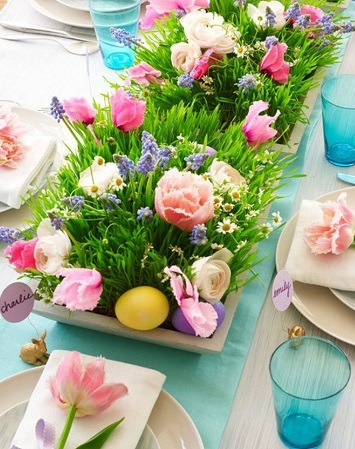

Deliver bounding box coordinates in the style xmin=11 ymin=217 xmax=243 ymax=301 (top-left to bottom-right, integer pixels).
xmin=10 ymin=350 xmax=166 ymax=449
xmin=285 ymin=194 xmax=355 ymax=290
xmin=0 ymin=135 xmax=57 ymax=209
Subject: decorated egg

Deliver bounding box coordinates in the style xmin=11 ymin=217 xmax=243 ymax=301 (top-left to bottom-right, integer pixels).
xmin=115 ymin=286 xmax=169 ymax=331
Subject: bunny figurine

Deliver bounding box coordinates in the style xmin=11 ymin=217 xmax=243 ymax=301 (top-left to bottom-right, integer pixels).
xmin=19 ymin=330 xmax=50 ymax=366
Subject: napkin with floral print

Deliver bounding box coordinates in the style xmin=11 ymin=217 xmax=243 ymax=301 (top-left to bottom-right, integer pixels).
xmin=285 ymin=195 xmax=355 ymax=291
xmin=10 ymin=350 xmax=166 ymax=449
xmin=0 ymin=135 xmax=57 ymax=209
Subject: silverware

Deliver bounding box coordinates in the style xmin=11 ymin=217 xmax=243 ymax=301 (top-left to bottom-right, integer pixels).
xmin=0 ymin=21 xmax=97 ymax=43
xmin=337 ymin=173 xmax=355 ymax=184
xmin=0 ymin=35 xmax=99 ymax=55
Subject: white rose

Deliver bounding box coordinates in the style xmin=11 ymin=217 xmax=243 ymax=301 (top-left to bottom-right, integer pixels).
xmin=180 ymin=11 xmax=240 ymax=55
xmin=192 ymin=248 xmax=233 ymax=303
xmin=79 ymin=161 xmax=119 ymax=197
xmin=171 ymin=42 xmax=201 ymax=72
xmin=247 ymin=1 xmax=286 ymax=30
xmin=209 ymin=159 xmax=245 ymax=187
xmin=34 ymin=218 xmax=71 ymax=275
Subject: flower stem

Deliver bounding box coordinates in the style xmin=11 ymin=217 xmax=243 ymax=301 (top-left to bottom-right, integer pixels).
xmin=56 ymin=405 xmax=77 ymax=449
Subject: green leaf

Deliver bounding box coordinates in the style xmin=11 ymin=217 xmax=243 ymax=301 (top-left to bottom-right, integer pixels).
xmin=75 ymin=417 xmax=125 ymax=449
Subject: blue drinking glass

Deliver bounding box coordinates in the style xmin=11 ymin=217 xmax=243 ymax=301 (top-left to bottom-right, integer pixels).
xmin=89 ymin=0 xmax=140 ymax=70
xmin=321 ymin=74 xmax=355 ymax=167
xmin=269 ymin=336 xmax=351 ymax=449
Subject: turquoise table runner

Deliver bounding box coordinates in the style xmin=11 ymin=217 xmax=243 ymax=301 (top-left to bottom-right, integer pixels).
xmin=1 ymin=5 xmax=354 ymax=447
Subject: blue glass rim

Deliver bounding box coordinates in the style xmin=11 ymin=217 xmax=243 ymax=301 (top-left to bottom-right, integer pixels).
xmin=269 ymin=336 xmax=351 ymax=401
xmin=321 ymin=74 xmax=355 ymax=110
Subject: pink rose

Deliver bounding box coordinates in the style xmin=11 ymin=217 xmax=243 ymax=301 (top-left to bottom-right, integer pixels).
xmin=110 ymin=88 xmax=146 ymax=132
xmin=140 ymin=0 xmax=210 ymax=30
xmin=242 ymin=100 xmax=280 ymax=148
xmin=300 ymin=5 xmax=324 ymax=23
xmin=260 ymin=42 xmax=290 ymax=84
xmin=304 ymin=193 xmax=355 ymax=255
xmin=155 ymin=168 xmax=214 ymax=231
xmin=62 ymin=97 xmax=97 ymax=125
xmin=52 ymin=267 xmax=103 ymax=311
xmin=127 ymin=62 xmax=162 ymax=86
xmin=4 ymin=237 xmax=38 ymax=270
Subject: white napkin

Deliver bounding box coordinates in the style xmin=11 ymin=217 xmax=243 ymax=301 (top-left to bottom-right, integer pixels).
xmin=0 ymin=135 xmax=57 ymax=209
xmin=285 ymin=199 xmax=355 ymax=291
xmin=10 ymin=350 xmax=166 ymax=449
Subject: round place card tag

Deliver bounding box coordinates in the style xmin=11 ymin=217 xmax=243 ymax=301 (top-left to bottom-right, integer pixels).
xmin=0 ymin=282 xmax=35 ymax=323
xmin=272 ymin=269 xmax=293 ymax=312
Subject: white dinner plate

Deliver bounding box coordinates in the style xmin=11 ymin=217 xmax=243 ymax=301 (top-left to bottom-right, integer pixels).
xmin=276 ymin=186 xmax=355 ymax=346
xmin=28 ymin=0 xmax=93 ymax=28
xmin=0 ymin=105 xmax=69 ymax=228
xmin=0 ymin=366 xmax=204 ymax=449
xmin=0 ymin=401 xmax=160 ymax=449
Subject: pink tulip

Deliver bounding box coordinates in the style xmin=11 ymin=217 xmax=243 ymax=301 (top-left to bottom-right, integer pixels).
xmin=4 ymin=237 xmax=38 ymax=270
xmin=304 ymin=193 xmax=355 ymax=255
xmin=48 ymin=351 xmax=128 ymax=417
xmin=190 ymin=48 xmax=219 ymax=80
xmin=127 ymin=61 xmax=162 ymax=86
xmin=140 ymin=0 xmax=210 ymax=30
xmin=300 ymin=5 xmax=324 ymax=23
xmin=52 ymin=267 xmax=103 ymax=311
xmin=62 ymin=97 xmax=97 ymax=125
xmin=242 ymin=100 xmax=280 ymax=148
xmin=110 ymin=88 xmax=146 ymax=132
xmin=155 ymin=168 xmax=214 ymax=231
xmin=164 ymin=265 xmax=218 ymax=337
xmin=260 ymin=43 xmax=290 ymax=84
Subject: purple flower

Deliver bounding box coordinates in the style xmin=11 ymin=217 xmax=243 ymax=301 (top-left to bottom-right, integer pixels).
xmin=50 ymin=96 xmax=65 ymax=122
xmin=285 ymin=2 xmax=301 ymax=21
xmin=0 ymin=226 xmax=21 ymax=244
xmin=110 ymin=27 xmax=142 ymax=48
xmin=157 ymin=147 xmax=173 ymax=169
xmin=184 ymin=153 xmax=209 ymax=170
xmin=177 ymin=73 xmax=195 ymax=88
xmin=264 ymin=36 xmax=279 ymax=49
xmin=265 ymin=7 xmax=276 ymax=27
xmin=100 ymin=193 xmax=121 ymax=211
xmin=62 ymin=195 xmax=85 ymax=211
xmin=113 ymin=154 xmax=136 ymax=179
xmin=236 ymin=74 xmax=257 ymax=92
xmin=137 ymin=207 xmax=153 ymax=222
xmin=189 ymin=224 xmax=208 ymax=246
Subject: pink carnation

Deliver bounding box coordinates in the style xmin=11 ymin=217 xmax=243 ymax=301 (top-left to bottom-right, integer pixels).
xmin=0 ymin=105 xmax=29 ymax=167
xmin=127 ymin=62 xmax=162 ymax=86
xmin=52 ymin=267 xmax=103 ymax=311
xmin=304 ymin=193 xmax=355 ymax=255
xmin=155 ymin=168 xmax=214 ymax=231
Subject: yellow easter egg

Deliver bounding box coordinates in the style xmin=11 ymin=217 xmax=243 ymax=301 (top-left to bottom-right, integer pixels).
xmin=115 ymin=286 xmax=170 ymax=331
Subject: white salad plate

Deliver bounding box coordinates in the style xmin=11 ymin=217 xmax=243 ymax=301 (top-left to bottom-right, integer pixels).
xmin=276 ymin=186 xmax=355 ymax=346
xmin=0 ymin=366 xmax=204 ymax=449
xmin=28 ymin=0 xmax=93 ymax=28
xmin=329 ymin=288 xmax=355 ymax=311
xmin=0 ymin=104 xmax=68 ymax=227
xmin=55 ymin=0 xmax=90 ymax=12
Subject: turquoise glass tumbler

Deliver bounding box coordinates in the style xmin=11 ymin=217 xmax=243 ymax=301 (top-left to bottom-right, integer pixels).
xmin=269 ymin=336 xmax=351 ymax=449
xmin=88 ymin=0 xmax=140 ymax=70
xmin=321 ymin=74 xmax=355 ymax=167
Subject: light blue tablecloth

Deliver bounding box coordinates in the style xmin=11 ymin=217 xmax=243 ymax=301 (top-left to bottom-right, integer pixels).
xmin=1 ymin=3 xmax=354 ymax=448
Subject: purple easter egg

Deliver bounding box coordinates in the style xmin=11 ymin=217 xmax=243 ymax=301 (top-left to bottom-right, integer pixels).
xmin=213 ymin=301 xmax=226 ymax=327
xmin=171 ymin=308 xmax=195 ymax=335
